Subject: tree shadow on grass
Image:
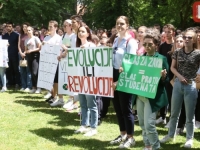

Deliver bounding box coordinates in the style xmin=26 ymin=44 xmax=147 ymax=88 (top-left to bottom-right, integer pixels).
xmin=30 ymin=108 xmax=80 ymax=127
xmin=15 ymin=95 xmax=44 ymax=100
xmin=30 ymin=128 xmax=119 ymax=149
xmin=15 ymin=99 xmax=49 ymax=108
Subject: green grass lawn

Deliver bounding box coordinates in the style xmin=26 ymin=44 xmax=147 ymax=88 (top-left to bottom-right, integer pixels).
xmin=0 ymin=89 xmax=200 ymax=150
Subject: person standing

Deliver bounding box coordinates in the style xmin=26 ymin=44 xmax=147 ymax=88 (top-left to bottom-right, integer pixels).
xmin=160 ymin=30 xmax=200 ymax=148
xmin=24 ymin=26 xmax=41 ymax=93
xmin=18 ymin=22 xmax=32 ymax=92
xmin=157 ymin=24 xmax=175 ymax=125
xmin=2 ymin=22 xmax=20 ymax=88
xmin=110 ymin=16 xmax=138 ymax=149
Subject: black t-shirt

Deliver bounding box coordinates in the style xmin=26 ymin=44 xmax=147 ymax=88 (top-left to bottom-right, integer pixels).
xmin=158 ymin=42 xmax=174 ymax=80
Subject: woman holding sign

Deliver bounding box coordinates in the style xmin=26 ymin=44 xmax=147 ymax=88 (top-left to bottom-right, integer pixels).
xmin=111 ymin=16 xmax=138 ymax=149
xmin=132 ymin=28 xmax=169 ymax=150
xmin=73 ymin=25 xmax=98 ymax=137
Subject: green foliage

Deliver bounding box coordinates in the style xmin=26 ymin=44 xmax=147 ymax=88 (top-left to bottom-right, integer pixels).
xmin=0 ymin=0 xmax=76 ymax=27
xmin=0 ymin=0 xmax=198 ymax=30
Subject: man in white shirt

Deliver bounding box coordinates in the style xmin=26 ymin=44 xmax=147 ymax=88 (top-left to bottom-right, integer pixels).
xmin=43 ymin=20 xmax=67 ymax=106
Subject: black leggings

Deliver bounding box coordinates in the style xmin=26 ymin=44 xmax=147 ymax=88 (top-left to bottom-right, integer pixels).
xmin=112 ymin=68 xmax=134 ymax=135
xmin=27 ymin=52 xmax=40 ymax=87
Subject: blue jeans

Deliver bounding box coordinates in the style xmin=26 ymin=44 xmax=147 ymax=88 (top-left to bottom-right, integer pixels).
xmin=19 ymin=54 xmax=32 ymax=89
xmin=79 ymin=94 xmax=98 ymax=128
xmin=136 ymin=96 xmax=160 ymax=150
xmin=0 ymin=67 xmax=6 ymax=87
xmin=168 ymin=78 xmax=197 ymax=140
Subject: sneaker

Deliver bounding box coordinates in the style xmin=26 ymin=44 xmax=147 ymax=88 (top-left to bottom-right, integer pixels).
xmin=45 ymin=96 xmax=53 ymax=102
xmin=24 ymin=88 xmax=30 ymax=92
xmin=176 ymin=128 xmax=184 ymax=135
xmin=35 ymin=88 xmax=41 ymax=94
xmin=44 ymin=92 xmax=52 ymax=99
xmin=83 ymin=128 xmax=97 ymax=136
xmin=0 ymin=87 xmax=7 ymax=92
xmin=160 ymin=135 xmax=174 ymax=143
xmin=110 ymin=135 xmax=126 ymax=145
xmin=74 ymin=126 xmax=89 ymax=134
xmin=66 ymin=104 xmax=79 ymax=112
xmin=134 ymin=115 xmax=138 ymax=122
xmin=63 ymin=99 xmax=73 ymax=109
xmin=165 ymin=121 xmax=170 ymax=128
xmin=118 ymin=137 xmax=135 ymax=148
xmin=29 ymin=89 xmax=36 ymax=94
xmin=48 ymin=97 xmax=57 ymax=104
xmin=184 ymin=139 xmax=193 ymax=148
xmin=50 ymin=99 xmax=64 ymax=107
xmin=195 ymin=121 xmax=200 ymax=129
xmin=156 ymin=117 xmax=166 ymax=124
xmin=143 ymin=147 xmax=152 ymax=150
xmin=20 ymin=88 xmax=25 ymax=91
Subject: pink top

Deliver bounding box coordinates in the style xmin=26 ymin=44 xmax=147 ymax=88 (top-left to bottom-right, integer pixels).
xmin=137 ymin=44 xmax=146 ymax=56
xmin=20 ymin=34 xmax=28 ymax=52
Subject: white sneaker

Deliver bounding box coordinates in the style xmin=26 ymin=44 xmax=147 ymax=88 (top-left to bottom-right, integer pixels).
xmin=35 ymin=88 xmax=41 ymax=94
xmin=83 ymin=128 xmax=97 ymax=136
xmin=195 ymin=121 xmax=200 ymax=129
xmin=74 ymin=126 xmax=89 ymax=134
xmin=165 ymin=121 xmax=170 ymax=128
xmin=184 ymin=139 xmax=193 ymax=148
xmin=160 ymin=135 xmax=174 ymax=143
xmin=118 ymin=137 xmax=135 ymax=148
xmin=0 ymin=87 xmax=7 ymax=92
xmin=156 ymin=117 xmax=166 ymax=124
xmin=50 ymin=99 xmax=64 ymax=107
xmin=20 ymin=88 xmax=25 ymax=91
xmin=24 ymin=88 xmax=30 ymax=92
xmin=63 ymin=99 xmax=74 ymax=109
xmin=29 ymin=89 xmax=36 ymax=93
xmin=44 ymin=92 xmax=52 ymax=99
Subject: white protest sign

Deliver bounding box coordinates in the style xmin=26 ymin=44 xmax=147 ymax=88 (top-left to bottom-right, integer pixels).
xmin=0 ymin=40 xmax=8 ymax=67
xmin=58 ymin=47 xmax=114 ymax=97
xmin=37 ymin=44 xmax=61 ymax=91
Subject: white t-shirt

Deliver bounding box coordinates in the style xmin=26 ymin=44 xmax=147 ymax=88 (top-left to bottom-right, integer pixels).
xmin=24 ymin=36 xmax=41 ymax=50
xmin=62 ymin=33 xmax=76 ymax=48
xmin=0 ymin=35 xmax=2 ymax=39
xmin=43 ymin=33 xmax=62 ymax=45
xmin=81 ymin=41 xmax=96 ymax=48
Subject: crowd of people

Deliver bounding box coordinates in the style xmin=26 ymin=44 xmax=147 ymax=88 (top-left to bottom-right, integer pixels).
xmin=1 ymin=15 xmax=200 ymax=149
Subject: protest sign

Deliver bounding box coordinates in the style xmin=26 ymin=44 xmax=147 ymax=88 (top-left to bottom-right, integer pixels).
xmin=0 ymin=40 xmax=8 ymax=67
xmin=37 ymin=44 xmax=61 ymax=91
xmin=58 ymin=47 xmax=113 ymax=97
xmin=116 ymin=53 xmax=163 ymax=99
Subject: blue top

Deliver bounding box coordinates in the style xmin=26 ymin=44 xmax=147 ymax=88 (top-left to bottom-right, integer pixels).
xmin=112 ymin=36 xmax=138 ymax=69
xmin=2 ymin=31 xmax=19 ymax=58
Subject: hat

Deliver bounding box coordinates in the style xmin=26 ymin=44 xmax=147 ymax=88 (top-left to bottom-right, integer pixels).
xmin=65 ymin=19 xmax=72 ymax=24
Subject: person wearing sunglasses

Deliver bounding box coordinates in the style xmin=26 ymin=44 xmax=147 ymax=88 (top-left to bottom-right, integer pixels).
xmin=131 ymin=28 xmax=168 ymax=150
xmin=110 ymin=16 xmax=138 ymax=149
xmin=160 ymin=30 xmax=200 ymax=148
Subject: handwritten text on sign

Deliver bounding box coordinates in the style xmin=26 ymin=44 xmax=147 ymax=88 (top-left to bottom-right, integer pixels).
xmin=0 ymin=40 xmax=8 ymax=67
xmin=37 ymin=44 xmax=61 ymax=91
xmin=58 ymin=47 xmax=113 ymax=97
xmin=116 ymin=54 xmax=163 ymax=99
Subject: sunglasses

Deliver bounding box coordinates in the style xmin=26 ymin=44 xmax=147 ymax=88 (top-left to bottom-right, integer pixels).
xmin=176 ymin=40 xmax=183 ymax=43
xmin=143 ymin=43 xmax=154 ymax=47
xmin=183 ymin=36 xmax=193 ymax=40
xmin=113 ymin=47 xmax=118 ymax=54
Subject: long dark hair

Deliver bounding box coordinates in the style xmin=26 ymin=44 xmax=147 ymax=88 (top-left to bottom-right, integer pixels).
xmin=20 ymin=22 xmax=30 ymax=35
xmin=76 ymin=25 xmax=93 ymax=47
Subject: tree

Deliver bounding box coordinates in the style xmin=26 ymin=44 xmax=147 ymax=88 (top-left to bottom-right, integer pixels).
xmin=0 ymin=0 xmax=76 ymax=27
